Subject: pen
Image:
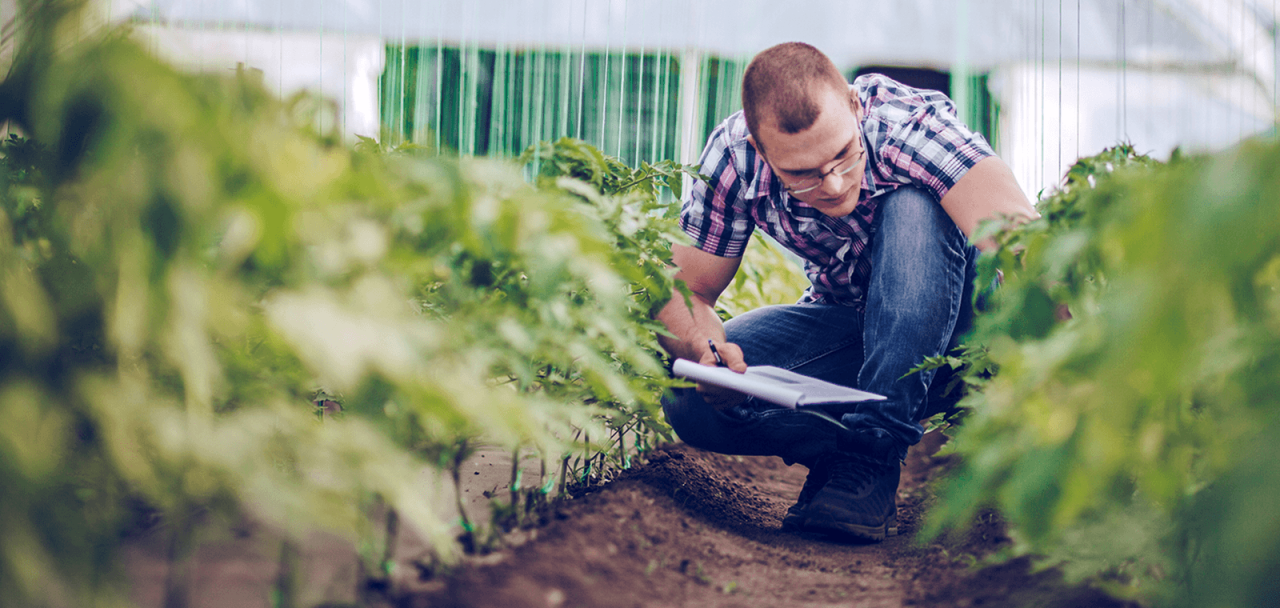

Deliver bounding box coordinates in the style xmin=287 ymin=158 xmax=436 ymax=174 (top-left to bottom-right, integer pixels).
xmin=707 ymin=339 xmax=725 ymax=366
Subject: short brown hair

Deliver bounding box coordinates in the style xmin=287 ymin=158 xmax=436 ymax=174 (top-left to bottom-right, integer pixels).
xmin=741 ymin=42 xmax=848 ymax=143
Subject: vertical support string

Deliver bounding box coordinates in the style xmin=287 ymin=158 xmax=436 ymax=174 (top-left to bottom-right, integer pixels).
xmin=559 ymin=39 xmax=572 ymax=145
xmin=398 ymin=0 xmax=408 ymax=146
xmin=521 ymin=43 xmax=533 ymax=154
xmin=650 ymin=6 xmax=666 ymax=165
xmin=490 ymin=41 xmax=507 ymax=156
xmin=952 ymin=0 xmax=971 ymax=133
xmin=277 ymin=0 xmax=283 ymax=99
xmin=617 ymin=0 xmax=629 ymax=160
xmin=576 ymin=3 xmax=587 ymax=141
xmin=635 ymin=44 xmax=647 ymax=165
xmin=533 ymin=37 xmax=548 ymax=157
xmin=343 ymin=5 xmax=349 ymax=140
xmin=319 ymin=0 xmax=325 ymax=137
xmin=1121 ymin=0 xmax=1131 ymax=144
xmin=1037 ymin=0 xmax=1044 ymax=194
xmin=433 ymin=18 xmax=442 ymax=152
xmin=599 ymin=2 xmax=612 ymax=153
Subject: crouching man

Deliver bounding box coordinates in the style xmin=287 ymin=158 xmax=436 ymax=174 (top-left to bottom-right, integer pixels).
xmin=656 ymin=42 xmax=1036 ymax=542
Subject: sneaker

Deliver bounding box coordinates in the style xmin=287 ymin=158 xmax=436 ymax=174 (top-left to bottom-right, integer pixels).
xmin=781 ymin=461 xmax=831 ymax=531
xmin=802 ymin=438 xmax=902 ymax=542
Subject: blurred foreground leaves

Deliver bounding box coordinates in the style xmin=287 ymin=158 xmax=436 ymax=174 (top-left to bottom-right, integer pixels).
xmin=926 ymin=142 xmax=1280 ymax=607
xmin=0 ymin=2 xmax=683 ymax=604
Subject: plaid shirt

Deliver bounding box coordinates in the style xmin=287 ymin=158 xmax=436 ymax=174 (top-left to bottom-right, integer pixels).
xmin=680 ymin=74 xmax=995 ymax=309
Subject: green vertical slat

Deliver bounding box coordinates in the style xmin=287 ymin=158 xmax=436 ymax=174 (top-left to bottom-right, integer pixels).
xmin=575 ymin=40 xmax=587 ymax=139
xmin=458 ymin=45 xmax=467 ymax=155
xmin=489 ymin=45 xmax=507 ymax=156
xmin=599 ymin=49 xmax=610 ymax=152
xmin=720 ymin=59 xmax=734 ymax=126
xmin=504 ymin=48 xmax=514 ymax=154
xmin=617 ymin=52 xmax=628 ymax=160
xmin=534 ymin=45 xmax=548 ymax=151
xmin=667 ymin=52 xmax=678 ymax=162
xmin=318 ymin=0 xmax=325 ymax=136
xmin=379 ymin=45 xmax=397 ymax=143
xmin=466 ymin=45 xmax=476 ymax=155
xmin=618 ymin=7 xmax=630 ymax=161
xmin=454 ymin=42 xmax=465 ymax=154
xmin=635 ymin=51 xmax=646 ymax=164
xmin=397 ymin=23 xmax=408 ymax=144
xmin=715 ymin=58 xmax=727 ymax=131
xmin=650 ymin=51 xmax=662 ymax=163
xmin=615 ymin=50 xmax=626 ymax=157
xmin=434 ymin=36 xmax=443 ymax=152
xmin=408 ymin=43 xmax=420 ymax=145
xmin=559 ymin=47 xmax=573 ymax=143
xmin=276 ymin=0 xmax=283 ymax=98
xmin=467 ymin=45 xmax=480 ymax=155
xmin=521 ymin=49 xmax=534 ymax=155
xmin=707 ymin=56 xmax=719 ymax=136
xmin=951 ymin=0 xmax=971 ymax=135
xmin=343 ymin=12 xmax=350 ymax=139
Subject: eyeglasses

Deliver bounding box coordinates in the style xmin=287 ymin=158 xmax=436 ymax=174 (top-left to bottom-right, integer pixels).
xmin=781 ymin=145 xmax=864 ymax=196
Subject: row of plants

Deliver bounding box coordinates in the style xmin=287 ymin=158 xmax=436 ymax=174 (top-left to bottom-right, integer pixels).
xmin=921 ymin=139 xmax=1280 ymax=607
xmin=27 ymin=3 xmax=1280 ymax=608
xmin=0 ymin=2 xmax=809 ymax=605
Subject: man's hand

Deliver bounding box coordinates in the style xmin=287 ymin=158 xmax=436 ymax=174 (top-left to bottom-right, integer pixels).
xmin=696 ymin=340 xmax=748 ymax=410
xmin=655 ymin=244 xmax=753 ymax=411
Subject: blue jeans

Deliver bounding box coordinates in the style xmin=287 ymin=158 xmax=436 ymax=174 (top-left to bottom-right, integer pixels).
xmin=663 ymin=186 xmax=979 ymax=468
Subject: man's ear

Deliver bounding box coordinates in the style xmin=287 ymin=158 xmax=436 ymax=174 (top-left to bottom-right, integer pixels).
xmin=849 ymin=91 xmax=864 ymax=119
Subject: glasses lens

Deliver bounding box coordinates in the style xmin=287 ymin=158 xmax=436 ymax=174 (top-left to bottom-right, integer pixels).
xmin=789 ymin=177 xmax=821 ymax=193
xmin=787 ymin=153 xmax=860 ymax=195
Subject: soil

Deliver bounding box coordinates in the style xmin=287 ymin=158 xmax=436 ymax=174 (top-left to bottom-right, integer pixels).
xmin=405 ymin=432 xmax=1142 ymax=608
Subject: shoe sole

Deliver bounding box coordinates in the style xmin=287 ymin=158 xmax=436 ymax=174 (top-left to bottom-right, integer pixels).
xmin=781 ymin=512 xmax=806 ymax=531
xmin=800 ymin=512 xmax=897 ymax=542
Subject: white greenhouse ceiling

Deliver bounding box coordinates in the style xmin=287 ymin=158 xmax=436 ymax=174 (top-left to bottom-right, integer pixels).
xmin=104 ymin=0 xmax=1275 ymax=71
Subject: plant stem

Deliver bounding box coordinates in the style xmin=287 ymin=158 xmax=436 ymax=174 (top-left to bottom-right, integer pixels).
xmin=559 ymin=455 xmax=569 ymax=497
xmin=452 ymin=440 xmax=474 ymax=552
xmin=382 ymin=507 xmax=399 ymax=582
xmin=509 ymin=447 xmax=520 ymax=520
xmin=162 ymin=512 xmax=194 ymax=608
xmin=273 ymin=539 xmax=299 ymax=608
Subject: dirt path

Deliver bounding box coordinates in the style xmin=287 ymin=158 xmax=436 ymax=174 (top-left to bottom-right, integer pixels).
xmin=408 ymin=434 xmax=1139 ymax=608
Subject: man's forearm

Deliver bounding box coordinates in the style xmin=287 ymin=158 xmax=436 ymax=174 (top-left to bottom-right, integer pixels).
xmin=655 ymin=290 xmax=725 ymax=362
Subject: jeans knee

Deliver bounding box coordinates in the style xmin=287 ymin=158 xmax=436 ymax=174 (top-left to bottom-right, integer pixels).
xmin=876 ymin=187 xmax=956 ymax=241
xmin=872 ymin=187 xmax=973 ymax=283
xmin=661 ymin=388 xmax=719 ymax=450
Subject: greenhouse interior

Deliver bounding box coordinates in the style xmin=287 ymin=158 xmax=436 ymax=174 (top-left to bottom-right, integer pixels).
xmin=73 ymin=0 xmax=1280 ymax=196
xmin=1 ymin=0 xmax=1279 ymax=607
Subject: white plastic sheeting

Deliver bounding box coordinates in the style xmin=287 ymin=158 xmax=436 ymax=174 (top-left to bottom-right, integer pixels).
xmin=103 ymin=0 xmax=1265 ymax=73
xmin=5 ymin=0 xmax=1279 ymax=196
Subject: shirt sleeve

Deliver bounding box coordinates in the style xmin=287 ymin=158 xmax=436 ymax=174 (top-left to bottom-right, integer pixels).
xmin=678 ymin=124 xmax=754 ymax=258
xmin=876 ymin=90 xmax=996 ymax=202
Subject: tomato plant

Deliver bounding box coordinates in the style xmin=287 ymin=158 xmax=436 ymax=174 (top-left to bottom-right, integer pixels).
xmin=923 ymin=141 xmax=1280 ymax=606
xmin=0 ymin=2 xmax=699 ymax=604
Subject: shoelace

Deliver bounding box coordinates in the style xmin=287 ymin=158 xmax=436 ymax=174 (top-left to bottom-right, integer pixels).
xmin=829 ymin=453 xmax=887 ymax=495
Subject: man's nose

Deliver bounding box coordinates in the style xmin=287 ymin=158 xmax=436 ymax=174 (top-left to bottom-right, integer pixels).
xmin=819 ymin=170 xmax=845 ymax=195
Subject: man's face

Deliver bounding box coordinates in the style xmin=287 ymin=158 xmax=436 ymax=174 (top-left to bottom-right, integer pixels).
xmin=753 ymin=87 xmax=866 ymax=218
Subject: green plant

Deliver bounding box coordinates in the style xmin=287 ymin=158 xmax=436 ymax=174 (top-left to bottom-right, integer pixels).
xmin=922 ymin=141 xmax=1280 ymax=606
xmin=715 ymin=234 xmax=810 ymax=319
xmin=0 ymin=2 xmax=689 ymax=604
xmin=519 ymin=136 xmax=698 ymax=485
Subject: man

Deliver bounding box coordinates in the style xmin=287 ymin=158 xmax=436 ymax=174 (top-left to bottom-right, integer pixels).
xmin=656 ymin=42 xmax=1037 ymax=542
